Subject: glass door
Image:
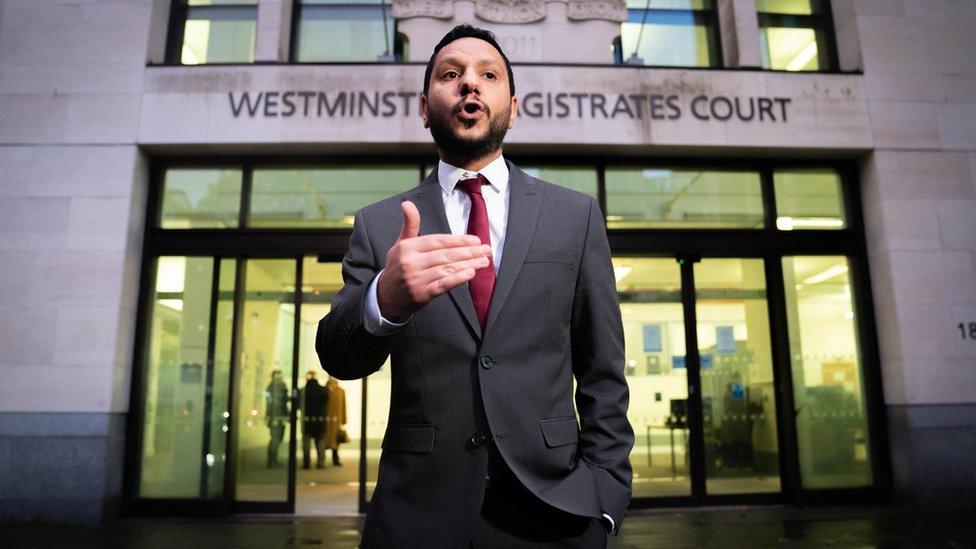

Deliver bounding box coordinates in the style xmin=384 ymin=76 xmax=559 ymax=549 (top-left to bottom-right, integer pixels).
xmin=134 ymin=253 xmax=788 ymax=510
xmin=231 ymin=259 xmax=297 ymax=508
xmin=619 ymin=255 xmax=784 ymax=503
xmin=135 ymin=256 xmax=236 ymax=502
xmin=694 ymin=258 xmax=780 ymax=495
xmin=617 ymin=257 xmax=691 ymax=498
xmin=137 ymin=254 xmax=385 ymax=514
xmin=294 ymin=256 xmax=382 ymax=515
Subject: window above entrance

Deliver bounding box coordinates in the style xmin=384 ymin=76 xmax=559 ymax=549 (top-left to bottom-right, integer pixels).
xmin=293 ymin=0 xmax=405 ymax=62
xmin=756 ymin=0 xmax=836 ymax=71
xmin=167 ymin=0 xmax=258 ymax=65
xmin=606 ymin=168 xmax=763 ymax=229
xmin=155 ymin=162 xmax=849 ymax=233
xmin=614 ymin=0 xmax=720 ymax=68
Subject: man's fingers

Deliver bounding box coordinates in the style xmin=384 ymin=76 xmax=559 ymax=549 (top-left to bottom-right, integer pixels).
xmin=423 ymin=268 xmax=477 ymax=298
xmin=413 ymin=244 xmax=491 ymax=270
xmin=411 ymin=233 xmax=483 ymax=252
xmin=414 ymin=256 xmax=490 ymax=285
xmin=397 ymin=200 xmax=421 ymax=241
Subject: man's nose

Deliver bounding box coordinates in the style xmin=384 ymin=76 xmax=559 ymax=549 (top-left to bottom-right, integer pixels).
xmin=458 ymin=70 xmax=479 ymax=96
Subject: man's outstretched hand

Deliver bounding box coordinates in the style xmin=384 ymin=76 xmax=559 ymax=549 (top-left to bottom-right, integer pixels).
xmin=376 ymin=200 xmax=491 ymax=321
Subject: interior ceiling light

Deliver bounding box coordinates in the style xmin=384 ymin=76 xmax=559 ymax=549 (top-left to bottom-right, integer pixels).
xmin=777 ymin=217 xmax=844 ymax=230
xmin=785 ymin=40 xmax=818 ymax=71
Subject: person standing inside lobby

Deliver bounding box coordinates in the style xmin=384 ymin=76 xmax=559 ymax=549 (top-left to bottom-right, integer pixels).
xmin=300 ymin=370 xmax=329 ymax=469
xmin=317 ymin=24 xmax=633 ymax=547
xmin=264 ymin=370 xmax=289 ymax=468
xmin=324 ymin=377 xmax=347 ymax=466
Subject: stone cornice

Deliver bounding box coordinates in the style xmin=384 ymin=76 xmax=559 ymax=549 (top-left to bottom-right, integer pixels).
xmin=391 ymin=0 xmax=627 ymax=22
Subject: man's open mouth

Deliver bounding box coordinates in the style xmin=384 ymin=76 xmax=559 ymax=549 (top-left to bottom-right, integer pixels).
xmin=458 ymin=100 xmax=485 ymax=121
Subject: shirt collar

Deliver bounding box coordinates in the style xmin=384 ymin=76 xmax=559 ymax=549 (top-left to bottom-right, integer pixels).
xmin=437 ymin=154 xmax=509 ymax=197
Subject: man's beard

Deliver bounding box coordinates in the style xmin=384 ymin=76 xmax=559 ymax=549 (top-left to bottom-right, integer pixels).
xmin=428 ymin=100 xmax=510 ymax=161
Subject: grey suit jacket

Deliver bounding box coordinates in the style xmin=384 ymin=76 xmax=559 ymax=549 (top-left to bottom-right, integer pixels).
xmin=316 ymin=160 xmax=633 ymax=547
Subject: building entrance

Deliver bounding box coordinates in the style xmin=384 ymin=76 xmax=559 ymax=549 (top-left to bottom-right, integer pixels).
xmin=124 ymin=158 xmax=887 ymax=516
xmin=130 ymin=254 xmax=378 ymax=514
xmin=620 ymin=256 xmax=781 ymax=501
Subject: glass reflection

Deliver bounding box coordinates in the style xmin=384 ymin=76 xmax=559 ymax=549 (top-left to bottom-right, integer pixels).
xmin=139 ymin=256 xmax=234 ymax=499
xmin=296 ymin=1 xmax=397 ymax=62
xmin=606 ymin=168 xmax=764 ymax=229
xmin=783 ymin=256 xmax=872 ymax=489
xmin=206 ymin=258 xmax=237 ymax=497
xmin=760 ymin=27 xmax=819 ymax=71
xmin=756 ymin=0 xmax=818 ymax=15
xmin=618 ymin=0 xmax=718 ymax=67
xmin=695 ymin=259 xmax=780 ymax=494
xmin=294 ymin=257 xmax=381 ymax=514
xmin=774 ymin=169 xmax=845 ymax=230
xmin=234 ymin=259 xmax=295 ymax=502
xmin=520 ymin=167 xmax=598 ymax=199
xmin=180 ymin=1 xmax=257 ymax=65
xmin=616 ymin=257 xmax=691 ymax=497
xmin=757 ymin=0 xmax=828 ymax=71
xmin=249 ymin=166 xmax=417 ymax=228
xmin=160 ymin=169 xmax=242 ymax=229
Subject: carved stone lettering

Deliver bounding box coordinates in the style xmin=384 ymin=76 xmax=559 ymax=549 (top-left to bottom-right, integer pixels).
xmin=567 ymin=0 xmax=627 ymax=22
xmin=475 ymin=0 xmax=547 ymax=23
xmin=391 ymin=0 xmax=454 ymax=19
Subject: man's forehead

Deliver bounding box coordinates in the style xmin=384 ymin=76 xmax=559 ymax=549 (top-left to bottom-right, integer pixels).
xmin=435 ymin=37 xmax=504 ymax=66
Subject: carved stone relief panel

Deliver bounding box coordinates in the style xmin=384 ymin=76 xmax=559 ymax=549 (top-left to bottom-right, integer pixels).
xmin=392 ymin=0 xmax=455 ymax=19
xmin=475 ymin=0 xmax=547 ymax=24
xmin=567 ymin=0 xmax=627 ymax=22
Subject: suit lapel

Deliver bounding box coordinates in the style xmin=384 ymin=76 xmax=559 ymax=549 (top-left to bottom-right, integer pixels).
xmin=483 ymin=161 xmax=541 ymax=338
xmin=411 ymin=170 xmax=483 ymax=340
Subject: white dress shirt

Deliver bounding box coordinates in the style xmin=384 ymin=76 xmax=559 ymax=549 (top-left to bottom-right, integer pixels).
xmin=362 ymin=154 xmax=510 ymax=334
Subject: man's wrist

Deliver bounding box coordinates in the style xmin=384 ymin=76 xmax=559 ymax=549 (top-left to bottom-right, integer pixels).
xmin=363 ymin=270 xmax=411 ymax=335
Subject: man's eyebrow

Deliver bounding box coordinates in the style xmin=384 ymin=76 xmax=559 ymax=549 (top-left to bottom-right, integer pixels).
xmin=435 ymin=54 xmax=504 ymax=69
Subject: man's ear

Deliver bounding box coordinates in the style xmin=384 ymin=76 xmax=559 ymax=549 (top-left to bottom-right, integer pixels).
xmin=508 ymin=95 xmax=518 ymax=129
xmin=420 ymin=94 xmax=429 ymax=128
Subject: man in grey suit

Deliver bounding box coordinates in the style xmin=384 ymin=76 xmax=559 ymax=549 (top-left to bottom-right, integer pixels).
xmin=316 ymin=24 xmax=633 ymax=547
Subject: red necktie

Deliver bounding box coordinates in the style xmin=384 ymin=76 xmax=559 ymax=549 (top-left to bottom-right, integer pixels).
xmin=457 ymin=174 xmax=496 ymax=329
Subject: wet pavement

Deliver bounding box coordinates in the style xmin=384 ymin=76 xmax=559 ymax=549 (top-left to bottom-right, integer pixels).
xmin=2 ymin=505 xmax=975 ymax=548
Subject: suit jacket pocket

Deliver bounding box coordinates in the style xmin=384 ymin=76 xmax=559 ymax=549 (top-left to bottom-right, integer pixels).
xmin=524 ymin=249 xmax=577 ymax=265
xmin=540 ymin=417 xmax=580 ymax=448
xmin=382 ymin=423 xmax=435 ymax=453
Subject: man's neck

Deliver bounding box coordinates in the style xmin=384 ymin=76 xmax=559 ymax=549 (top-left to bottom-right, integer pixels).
xmin=438 ymin=148 xmax=503 ymax=172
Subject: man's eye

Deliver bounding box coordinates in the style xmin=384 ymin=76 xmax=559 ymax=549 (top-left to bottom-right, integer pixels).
xmin=485 ymin=72 xmax=497 ymax=80
xmin=444 ymin=71 xmax=458 ymax=78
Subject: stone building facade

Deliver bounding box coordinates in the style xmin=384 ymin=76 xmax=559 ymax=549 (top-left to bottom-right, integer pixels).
xmin=0 ymin=0 xmax=974 ymax=523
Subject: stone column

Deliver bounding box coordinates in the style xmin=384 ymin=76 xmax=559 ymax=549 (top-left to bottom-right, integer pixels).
xmin=829 ymin=0 xmax=863 ymax=72
xmin=255 ymin=0 xmax=294 ymax=63
xmin=717 ymin=0 xmax=762 ymax=68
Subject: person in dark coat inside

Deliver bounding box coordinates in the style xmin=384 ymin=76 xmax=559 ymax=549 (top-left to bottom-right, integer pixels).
xmin=300 ymin=370 xmax=330 ymax=469
xmin=264 ymin=369 xmax=289 ymax=468
xmin=324 ymin=377 xmax=347 ymax=466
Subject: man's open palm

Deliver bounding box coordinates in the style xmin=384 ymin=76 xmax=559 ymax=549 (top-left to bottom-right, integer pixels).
xmin=376 ymin=200 xmax=491 ymax=320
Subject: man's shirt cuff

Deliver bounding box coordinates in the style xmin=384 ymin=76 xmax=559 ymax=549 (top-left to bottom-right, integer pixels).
xmin=363 ymin=269 xmax=410 ymax=335
xmin=601 ymin=513 xmax=615 ymax=534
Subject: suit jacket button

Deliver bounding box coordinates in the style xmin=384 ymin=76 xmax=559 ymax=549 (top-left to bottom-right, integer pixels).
xmin=480 ymin=355 xmax=494 ymax=369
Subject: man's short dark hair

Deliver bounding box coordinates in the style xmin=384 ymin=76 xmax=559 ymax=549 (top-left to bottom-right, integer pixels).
xmin=422 ymin=24 xmax=515 ymax=97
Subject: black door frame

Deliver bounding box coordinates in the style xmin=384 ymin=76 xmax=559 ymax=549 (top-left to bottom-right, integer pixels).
xmin=122 ymin=155 xmax=890 ymax=516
